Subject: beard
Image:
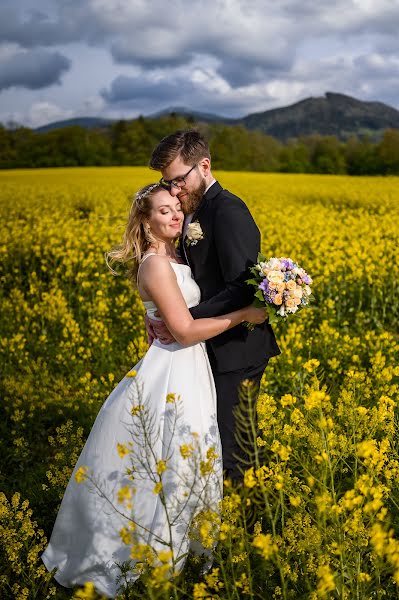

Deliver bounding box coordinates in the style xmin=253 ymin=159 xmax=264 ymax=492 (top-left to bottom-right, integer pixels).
xmin=179 ymin=178 xmax=207 ymax=215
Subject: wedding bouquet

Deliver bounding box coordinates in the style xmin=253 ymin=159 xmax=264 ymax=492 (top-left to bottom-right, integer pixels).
xmin=245 ymin=254 xmax=314 ymax=328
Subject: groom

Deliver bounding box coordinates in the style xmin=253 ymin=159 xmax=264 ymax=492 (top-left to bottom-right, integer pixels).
xmin=147 ymin=130 xmax=280 ymax=480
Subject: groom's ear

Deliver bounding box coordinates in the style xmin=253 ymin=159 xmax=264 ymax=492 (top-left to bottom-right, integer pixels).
xmin=199 ymin=157 xmax=211 ymax=177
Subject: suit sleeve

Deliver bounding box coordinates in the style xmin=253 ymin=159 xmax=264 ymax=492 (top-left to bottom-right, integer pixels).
xmin=189 ymin=196 xmax=260 ymax=319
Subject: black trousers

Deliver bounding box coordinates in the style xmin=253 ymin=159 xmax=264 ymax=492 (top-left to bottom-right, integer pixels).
xmin=210 ymin=360 xmax=268 ymax=480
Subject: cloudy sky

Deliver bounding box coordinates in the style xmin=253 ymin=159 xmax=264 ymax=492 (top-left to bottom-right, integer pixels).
xmin=1 ymin=0 xmax=399 ymax=128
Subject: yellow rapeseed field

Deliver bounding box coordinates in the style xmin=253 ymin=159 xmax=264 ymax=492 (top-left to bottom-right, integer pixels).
xmin=1 ymin=167 xmax=399 ymax=599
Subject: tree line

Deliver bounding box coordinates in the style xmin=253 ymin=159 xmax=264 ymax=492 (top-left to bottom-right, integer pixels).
xmin=1 ymin=114 xmax=399 ymax=175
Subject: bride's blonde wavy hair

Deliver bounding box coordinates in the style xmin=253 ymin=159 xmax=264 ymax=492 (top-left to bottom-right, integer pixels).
xmin=105 ymin=183 xmax=162 ymax=286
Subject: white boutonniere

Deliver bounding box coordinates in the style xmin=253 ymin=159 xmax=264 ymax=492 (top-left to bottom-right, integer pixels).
xmin=186 ymin=220 xmax=204 ymax=246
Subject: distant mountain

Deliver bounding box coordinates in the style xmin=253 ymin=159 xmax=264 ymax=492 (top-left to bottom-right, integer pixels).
xmin=148 ymin=106 xmax=232 ymax=123
xmin=35 ymin=117 xmax=115 ymax=133
xmin=32 ymin=93 xmax=399 ymax=141
xmin=239 ymin=92 xmax=399 ymax=141
xmin=34 ymin=109 xmax=229 ymax=133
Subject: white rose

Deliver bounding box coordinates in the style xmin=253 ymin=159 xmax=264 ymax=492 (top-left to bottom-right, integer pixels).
xmin=268 ymin=258 xmax=281 ymax=270
xmin=186 ymin=221 xmax=204 ymax=245
xmin=267 ymin=270 xmax=285 ymax=284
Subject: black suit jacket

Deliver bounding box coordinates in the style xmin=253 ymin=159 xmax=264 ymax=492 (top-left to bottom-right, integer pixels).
xmin=181 ymin=181 xmax=281 ymax=373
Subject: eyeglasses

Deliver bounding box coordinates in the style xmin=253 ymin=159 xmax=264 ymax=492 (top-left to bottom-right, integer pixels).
xmin=159 ymin=164 xmax=198 ymax=191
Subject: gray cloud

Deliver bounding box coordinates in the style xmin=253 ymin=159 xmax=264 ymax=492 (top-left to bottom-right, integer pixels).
xmin=100 ymin=69 xmax=276 ymax=118
xmin=0 ymin=48 xmax=71 ymax=91
xmin=101 ymin=74 xmax=198 ymax=106
xmin=2 ymin=1 xmax=399 ymax=90
xmin=110 ymin=40 xmax=190 ymax=70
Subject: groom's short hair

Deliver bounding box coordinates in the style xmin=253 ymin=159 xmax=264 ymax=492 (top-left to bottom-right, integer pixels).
xmin=149 ymin=130 xmax=211 ymax=170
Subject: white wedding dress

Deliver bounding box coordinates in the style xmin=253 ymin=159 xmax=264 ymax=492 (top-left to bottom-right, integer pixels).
xmin=42 ymin=257 xmax=223 ymax=598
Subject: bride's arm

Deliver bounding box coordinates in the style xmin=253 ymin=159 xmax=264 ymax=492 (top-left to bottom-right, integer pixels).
xmin=140 ymin=257 xmax=266 ymax=347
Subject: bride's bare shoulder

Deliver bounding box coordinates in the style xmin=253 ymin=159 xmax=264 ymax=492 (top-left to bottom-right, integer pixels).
xmin=139 ymin=254 xmax=175 ymax=283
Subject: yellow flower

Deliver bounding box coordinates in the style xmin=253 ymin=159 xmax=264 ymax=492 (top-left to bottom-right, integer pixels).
xmin=317 ymin=564 xmax=335 ymax=597
xmin=119 ymin=526 xmax=133 ymax=545
xmin=117 ymin=486 xmax=133 ymax=505
xmin=206 ymin=446 xmax=218 ymax=461
xmin=75 ymin=465 xmax=88 ymax=484
xmin=153 ymin=482 xmax=163 ymax=494
xmin=270 ymin=440 xmax=291 ymax=461
xmin=244 ymin=467 xmax=257 ymax=488
xmin=193 ymin=582 xmax=210 ymax=599
xmin=130 ymin=542 xmax=154 ymax=564
xmin=156 ymin=460 xmax=167 ymax=475
xmin=116 ymin=443 xmax=129 ymax=458
xmin=180 ymin=443 xmax=194 ymax=459
xmin=253 ymin=533 xmax=278 ymax=560
xmin=303 ymin=358 xmax=320 ymax=373
xmin=126 ymin=369 xmax=137 ymax=377
xmin=304 ymin=390 xmax=329 ymax=411
xmin=280 ymin=393 xmax=296 ymax=407
xmin=72 ymin=582 xmax=98 ymax=599
xmin=158 ymin=550 xmax=173 ymax=563
xmin=205 ymin=567 xmax=224 ymax=590
xmin=289 ymin=495 xmax=301 ymax=507
xmin=200 ymin=459 xmax=214 ymax=476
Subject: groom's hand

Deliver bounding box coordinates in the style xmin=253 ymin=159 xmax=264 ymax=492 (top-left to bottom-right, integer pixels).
xmin=145 ymin=314 xmax=176 ymax=345
xmin=144 ymin=314 xmax=156 ymax=346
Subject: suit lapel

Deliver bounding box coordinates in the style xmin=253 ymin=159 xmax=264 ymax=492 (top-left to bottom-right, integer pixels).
xmin=184 ymin=181 xmax=223 ymax=267
xmin=191 ymin=181 xmax=223 ymax=222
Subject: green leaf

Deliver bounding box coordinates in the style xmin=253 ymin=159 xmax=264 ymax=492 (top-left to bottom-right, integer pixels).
xmin=253 ymin=298 xmax=264 ymax=308
xmin=257 ymin=252 xmax=266 ymax=264
xmin=254 ymin=289 xmax=264 ymax=302
xmin=245 ymin=278 xmax=259 ymax=286
xmin=266 ymin=306 xmax=279 ymax=325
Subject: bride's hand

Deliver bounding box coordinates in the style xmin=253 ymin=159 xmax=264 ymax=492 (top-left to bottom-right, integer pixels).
xmin=244 ymin=305 xmax=269 ymax=324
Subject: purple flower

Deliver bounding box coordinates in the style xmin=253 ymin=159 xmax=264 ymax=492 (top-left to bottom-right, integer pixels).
xmin=302 ymin=274 xmax=311 ymax=285
xmin=281 ymin=258 xmax=294 ymax=270
xmin=259 ymin=279 xmax=276 ymax=304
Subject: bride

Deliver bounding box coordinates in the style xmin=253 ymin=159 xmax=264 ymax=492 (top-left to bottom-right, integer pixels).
xmin=41 ymin=183 xmax=267 ymax=597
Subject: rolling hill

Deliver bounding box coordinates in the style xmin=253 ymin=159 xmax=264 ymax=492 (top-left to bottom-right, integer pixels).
xmin=31 ymin=93 xmax=399 ymax=141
